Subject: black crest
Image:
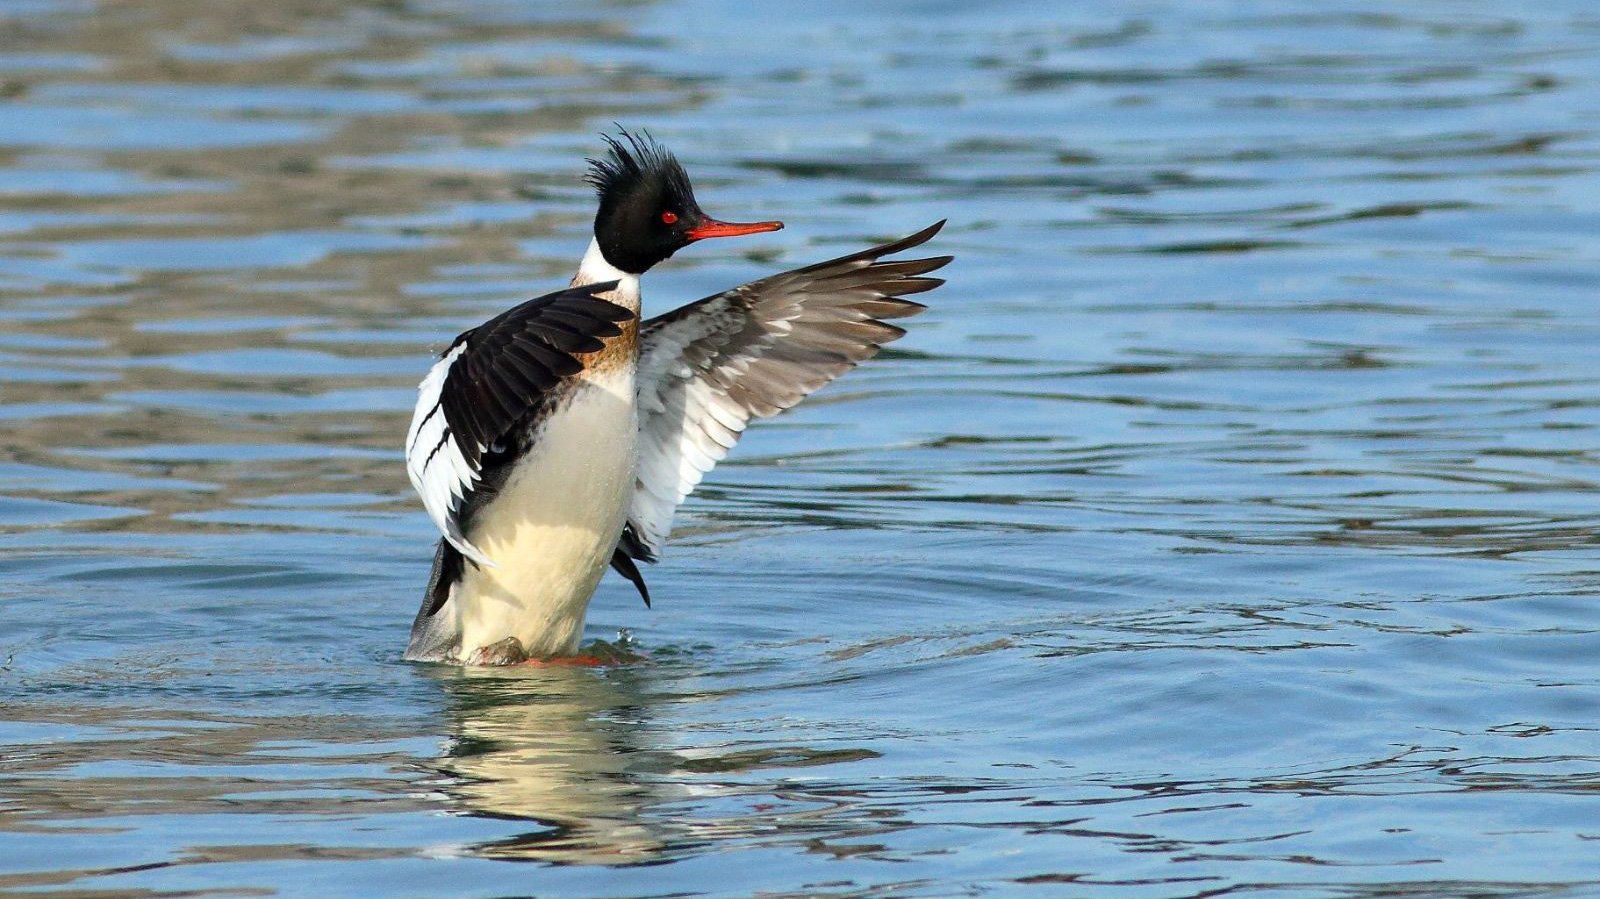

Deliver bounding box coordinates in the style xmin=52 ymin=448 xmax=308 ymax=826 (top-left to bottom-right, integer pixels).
xmin=586 ymin=129 xmax=696 ymax=214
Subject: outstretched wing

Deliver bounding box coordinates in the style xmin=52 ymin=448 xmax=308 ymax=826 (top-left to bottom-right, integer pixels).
xmin=405 ymin=281 xmax=633 ymax=565
xmin=626 ymin=220 xmax=950 ymax=561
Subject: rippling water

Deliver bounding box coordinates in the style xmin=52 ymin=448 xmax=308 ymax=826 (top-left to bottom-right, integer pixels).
xmin=3 ymin=1 xmax=1600 ymax=896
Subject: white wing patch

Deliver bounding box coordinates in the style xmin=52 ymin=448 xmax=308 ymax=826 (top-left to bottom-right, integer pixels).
xmin=624 ymin=221 xmax=948 ymax=562
xmin=404 ymin=343 xmax=496 ymax=567
xmin=631 ymin=318 xmax=755 ymax=555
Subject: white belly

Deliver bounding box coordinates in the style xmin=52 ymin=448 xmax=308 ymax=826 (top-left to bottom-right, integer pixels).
xmin=453 ymin=368 xmax=637 ymax=658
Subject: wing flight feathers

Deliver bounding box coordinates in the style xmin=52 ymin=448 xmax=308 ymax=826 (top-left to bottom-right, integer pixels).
xmin=625 ymin=221 xmax=949 ymax=560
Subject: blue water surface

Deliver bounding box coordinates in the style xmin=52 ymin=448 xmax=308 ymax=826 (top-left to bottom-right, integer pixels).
xmin=1 ymin=1 xmax=1599 ymax=897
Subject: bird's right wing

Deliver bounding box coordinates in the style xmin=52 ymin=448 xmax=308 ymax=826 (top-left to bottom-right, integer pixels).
xmin=405 ymin=281 xmax=633 ymax=566
xmin=626 ymin=220 xmax=950 ymax=561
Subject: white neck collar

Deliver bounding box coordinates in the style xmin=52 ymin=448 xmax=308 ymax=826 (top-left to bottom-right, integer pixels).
xmin=571 ymin=238 xmax=641 ymax=313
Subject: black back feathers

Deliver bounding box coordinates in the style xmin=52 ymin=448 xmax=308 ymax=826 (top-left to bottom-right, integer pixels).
xmin=439 ymin=282 xmax=633 ymax=463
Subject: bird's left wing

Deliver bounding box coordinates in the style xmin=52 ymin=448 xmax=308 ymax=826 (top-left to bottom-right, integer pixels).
xmin=625 ymin=220 xmax=950 ymax=563
xmin=405 ymin=281 xmax=633 ymax=565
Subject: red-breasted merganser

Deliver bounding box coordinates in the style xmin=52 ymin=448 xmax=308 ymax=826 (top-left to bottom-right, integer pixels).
xmin=403 ymin=130 xmax=949 ymax=665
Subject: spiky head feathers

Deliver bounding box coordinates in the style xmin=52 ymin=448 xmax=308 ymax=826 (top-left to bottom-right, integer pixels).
xmin=586 ymin=130 xmax=696 ymax=212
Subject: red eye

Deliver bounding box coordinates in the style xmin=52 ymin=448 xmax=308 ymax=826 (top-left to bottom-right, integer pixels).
xmin=661 ymin=211 xmax=678 ymax=224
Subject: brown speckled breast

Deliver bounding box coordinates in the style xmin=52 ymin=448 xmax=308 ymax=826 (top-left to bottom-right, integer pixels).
xmin=566 ymin=274 xmax=640 ymax=378
xmin=574 ymin=314 xmax=639 ymax=378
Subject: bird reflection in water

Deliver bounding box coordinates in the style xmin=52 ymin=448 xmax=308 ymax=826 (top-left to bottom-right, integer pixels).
xmin=422 ymin=660 xmax=679 ymax=863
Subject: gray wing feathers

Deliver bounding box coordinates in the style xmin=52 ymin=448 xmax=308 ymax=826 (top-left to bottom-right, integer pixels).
xmin=629 ymin=220 xmax=950 ymax=558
